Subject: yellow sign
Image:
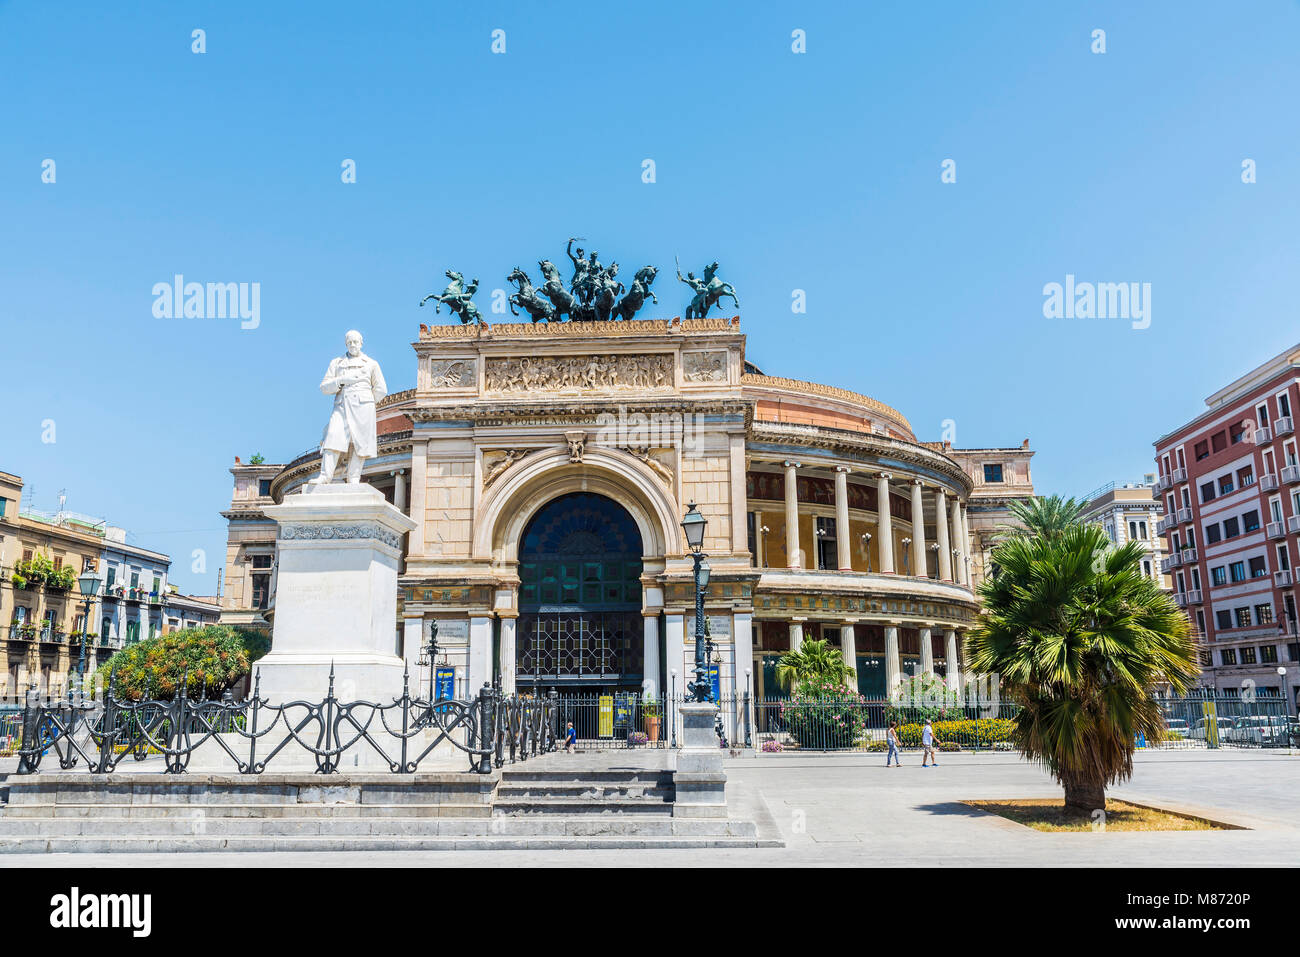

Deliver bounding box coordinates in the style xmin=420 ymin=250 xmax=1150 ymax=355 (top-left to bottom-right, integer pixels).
xmin=598 ymin=695 xmax=613 ymax=737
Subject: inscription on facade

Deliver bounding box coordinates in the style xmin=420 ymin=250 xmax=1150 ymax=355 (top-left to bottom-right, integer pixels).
xmin=484 ymin=354 xmax=672 ymax=392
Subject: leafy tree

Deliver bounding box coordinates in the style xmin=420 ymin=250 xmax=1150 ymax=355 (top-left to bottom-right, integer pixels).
xmin=774 ymin=638 xmax=855 ymax=692
xmin=967 ymin=523 xmax=1198 ymax=813
xmin=94 ymin=625 xmax=270 ymax=701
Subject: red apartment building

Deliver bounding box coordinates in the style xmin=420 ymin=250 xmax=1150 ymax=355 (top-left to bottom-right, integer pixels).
xmin=1153 ymin=343 xmax=1300 ymax=703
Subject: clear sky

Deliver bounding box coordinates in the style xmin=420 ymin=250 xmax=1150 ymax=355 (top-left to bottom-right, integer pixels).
xmin=3 ymin=1 xmax=1298 ymax=595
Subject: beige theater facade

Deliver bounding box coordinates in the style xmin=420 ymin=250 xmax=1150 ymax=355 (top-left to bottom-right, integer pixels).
xmin=228 ymin=317 xmax=1034 ymax=706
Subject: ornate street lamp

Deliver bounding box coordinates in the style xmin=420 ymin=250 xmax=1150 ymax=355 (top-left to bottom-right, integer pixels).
xmin=75 ymin=567 xmax=101 ymax=699
xmin=861 ymin=532 xmax=872 ymax=573
xmin=422 ymin=619 xmax=440 ymax=704
xmin=681 ymin=503 xmax=712 ymax=702
xmin=901 ymin=537 xmax=912 ymax=575
xmin=929 ymin=542 xmax=940 ymax=579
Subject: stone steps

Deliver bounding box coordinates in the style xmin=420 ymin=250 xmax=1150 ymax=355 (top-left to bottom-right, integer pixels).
xmin=0 ymin=802 xmax=493 ymax=820
xmin=495 ymin=783 xmax=674 ymax=802
xmin=0 ymin=815 xmax=756 ymax=839
xmin=0 ymin=832 xmax=779 ymax=853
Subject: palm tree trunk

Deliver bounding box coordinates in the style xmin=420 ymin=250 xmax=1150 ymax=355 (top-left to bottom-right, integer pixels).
xmin=1061 ymin=770 xmax=1106 ymax=815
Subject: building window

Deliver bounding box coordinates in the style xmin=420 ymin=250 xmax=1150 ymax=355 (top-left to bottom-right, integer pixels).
xmin=1139 ymin=521 xmax=1147 ymax=538
xmin=1219 ymin=475 xmax=1234 ymax=495
xmin=1194 ymin=441 xmax=1209 ymax=461
xmin=251 ymin=554 xmax=273 ymax=569
xmin=814 ymin=516 xmax=837 ymax=571
xmin=1238 ymin=467 xmax=1255 ymax=487
xmin=1222 ymin=517 xmax=1240 ymax=539
xmin=1142 ymin=559 xmax=1152 ymax=577
xmin=1241 ymin=646 xmax=1257 ymax=665
xmin=1243 ymin=510 xmax=1260 ymax=533
xmin=251 ymin=574 xmax=271 ymax=609
xmin=1216 ymin=609 xmax=1232 ymax=630
xmin=1230 ymin=423 xmax=1246 ymax=444
xmin=1211 ymin=565 xmax=1227 ymax=586
xmin=1235 ymin=607 xmax=1252 ymax=628
xmin=0 ymin=497 xmax=6 ymax=517
xmin=1200 ymin=481 xmax=1216 ymax=503
xmin=1255 ymin=603 xmax=1274 ymax=624
xmin=258 ymin=479 xmax=272 ymax=496
xmin=1222 ymin=648 xmax=1237 ymax=665
xmin=1249 ymin=556 xmax=1268 ymax=578
xmin=1199 ymin=650 xmax=1213 ymax=667
xmin=1211 ymin=431 xmax=1227 ymax=453
xmin=106 ymin=566 xmax=116 ymax=587
xmin=983 ymin=464 xmax=1003 ymax=483
xmin=1205 ymin=524 xmax=1222 ymax=545
xmin=1229 ymin=561 xmax=1246 ymax=582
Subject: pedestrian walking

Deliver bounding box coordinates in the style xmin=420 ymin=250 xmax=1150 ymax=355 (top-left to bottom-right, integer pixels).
xmin=564 ymin=721 xmax=577 ymax=753
xmin=921 ymin=719 xmax=941 ymax=766
xmin=885 ymin=721 xmax=902 ymax=767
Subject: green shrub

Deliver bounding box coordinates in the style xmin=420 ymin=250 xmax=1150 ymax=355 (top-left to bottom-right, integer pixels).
xmin=93 ymin=625 xmax=269 ymax=701
xmin=885 ymin=673 xmax=965 ymax=724
xmin=896 ymin=718 xmax=1016 ymax=747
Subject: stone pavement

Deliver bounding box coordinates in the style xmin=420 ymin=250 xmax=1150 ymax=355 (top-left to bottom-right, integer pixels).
xmin=3 ymin=748 xmax=1297 ymax=866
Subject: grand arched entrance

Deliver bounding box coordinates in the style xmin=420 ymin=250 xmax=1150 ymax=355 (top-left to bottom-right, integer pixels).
xmin=516 ymin=492 xmax=644 ymax=692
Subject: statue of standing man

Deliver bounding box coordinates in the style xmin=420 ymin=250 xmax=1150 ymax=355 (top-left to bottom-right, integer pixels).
xmin=311 ymin=330 xmax=388 ymax=485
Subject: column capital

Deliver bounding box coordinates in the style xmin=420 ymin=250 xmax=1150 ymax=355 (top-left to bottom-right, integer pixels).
xmin=834 ymin=465 xmax=852 ymax=474
xmin=911 ymin=478 xmax=924 ymax=488
xmin=877 ymin=471 xmax=892 ymax=481
xmin=783 ymin=460 xmax=802 ymax=469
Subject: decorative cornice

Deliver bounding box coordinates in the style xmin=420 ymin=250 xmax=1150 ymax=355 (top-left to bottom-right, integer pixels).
xmin=742 ymin=374 xmax=910 ymax=434
xmin=418 ymin=316 xmax=740 ymax=341
xmin=280 ymin=521 xmax=403 ymax=550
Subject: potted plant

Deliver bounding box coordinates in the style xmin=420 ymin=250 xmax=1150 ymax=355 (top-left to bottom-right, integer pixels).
xmin=643 ymin=695 xmax=662 ymax=743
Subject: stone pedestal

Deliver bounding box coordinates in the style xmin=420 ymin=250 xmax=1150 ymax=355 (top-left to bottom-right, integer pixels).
xmin=254 ymin=483 xmax=417 ymax=705
xmin=673 ymin=701 xmax=727 ymax=818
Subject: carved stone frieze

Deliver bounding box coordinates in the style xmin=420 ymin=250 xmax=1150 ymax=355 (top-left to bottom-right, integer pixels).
xmin=484 ymin=354 xmax=672 ymax=392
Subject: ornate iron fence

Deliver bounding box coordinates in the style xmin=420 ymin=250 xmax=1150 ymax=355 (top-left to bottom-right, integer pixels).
xmin=12 ymin=667 xmax=560 ymax=776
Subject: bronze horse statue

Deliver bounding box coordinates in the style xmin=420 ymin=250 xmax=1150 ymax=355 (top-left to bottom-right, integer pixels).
xmin=506 ymin=267 xmax=556 ymax=323
xmin=420 ymin=270 xmax=485 ymax=326
xmin=612 ymin=266 xmax=658 ymax=322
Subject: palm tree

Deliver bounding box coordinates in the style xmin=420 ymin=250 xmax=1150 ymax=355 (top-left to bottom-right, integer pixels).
xmin=1001 ymin=494 xmax=1086 ymax=540
xmin=774 ymin=638 xmax=855 ymax=692
xmin=967 ymin=522 xmax=1198 ymax=813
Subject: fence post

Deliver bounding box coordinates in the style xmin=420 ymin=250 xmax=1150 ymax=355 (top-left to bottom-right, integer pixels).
xmin=475 ymin=683 xmax=493 ymax=774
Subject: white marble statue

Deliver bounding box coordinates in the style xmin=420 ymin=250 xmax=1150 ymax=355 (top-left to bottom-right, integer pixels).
xmin=312 ymin=330 xmax=388 ymax=485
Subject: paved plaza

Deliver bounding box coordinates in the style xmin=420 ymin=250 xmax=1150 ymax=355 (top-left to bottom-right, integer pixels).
xmin=2 ymin=748 xmax=1296 ymax=867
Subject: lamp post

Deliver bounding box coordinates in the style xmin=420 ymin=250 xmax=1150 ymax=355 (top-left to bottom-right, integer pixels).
xmin=75 ymin=567 xmax=101 ymax=700
xmin=861 ymin=532 xmax=872 ymax=573
xmin=681 ymin=503 xmax=712 ymax=703
xmin=421 ymin=620 xmax=440 ymax=704
xmin=929 ymin=542 xmax=940 ymax=579
xmin=814 ymin=525 xmax=828 ymax=570
xmin=901 ymin=537 xmax=912 ymax=576
xmin=759 ymin=525 xmax=769 ymax=567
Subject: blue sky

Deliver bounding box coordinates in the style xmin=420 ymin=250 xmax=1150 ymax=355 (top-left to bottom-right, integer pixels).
xmin=3 ymin=1 xmax=1299 ymax=594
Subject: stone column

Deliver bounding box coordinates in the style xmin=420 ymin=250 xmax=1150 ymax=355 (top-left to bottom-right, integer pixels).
xmin=784 ymin=461 xmax=802 ymax=569
xmin=884 ymin=622 xmax=901 ymax=696
xmin=468 ymin=615 xmax=493 ymax=693
xmin=402 ymin=615 xmax=425 ymax=673
xmin=789 ymin=618 xmax=805 ymax=652
xmin=408 ymin=439 xmax=428 ymax=556
xmin=754 ymin=511 xmax=765 ymax=567
xmin=664 ymin=613 xmax=686 ymax=697
xmin=945 ymin=627 xmax=960 ymax=691
xmin=961 ymin=503 xmax=974 ymax=585
xmin=498 ymin=614 xmax=517 ymax=695
xmin=840 ymin=622 xmax=858 ymax=687
xmin=919 ymin=625 xmax=934 ymax=675
xmin=935 ymin=487 xmax=952 ymax=581
xmin=950 ymin=496 xmax=965 ymax=586
xmin=834 ymin=467 xmax=852 ymax=571
xmin=876 ymin=472 xmax=895 ymax=573
xmin=393 ymin=469 xmax=407 ymax=512
xmin=642 ymin=612 xmax=661 ymax=697
xmin=910 ymin=480 xmax=927 ymax=578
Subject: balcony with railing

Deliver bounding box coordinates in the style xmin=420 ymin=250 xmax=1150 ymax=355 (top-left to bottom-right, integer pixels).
xmin=1275 ymin=569 xmax=1293 ymax=588
xmin=1154 ymin=474 xmax=1172 ymax=493
xmin=1176 ymin=507 xmax=1193 ymax=523
xmin=1186 ymin=589 xmax=1203 ymax=604
xmin=1156 ymin=515 xmax=1176 ymax=535
xmin=1283 ymin=465 xmax=1300 ymax=485
xmin=1290 ymin=515 xmax=1300 ymax=535
xmin=1181 ymin=547 xmax=1197 ymax=564
xmin=1256 ymin=426 xmax=1273 ymax=444
xmin=1261 ymin=472 xmax=1280 ymax=491
xmin=1160 ymin=555 xmax=1179 ymax=574
xmin=1171 ymin=467 xmax=1188 ymax=484
xmin=1275 ymin=416 xmax=1294 ymax=436
xmin=1268 ymin=521 xmax=1287 ymax=540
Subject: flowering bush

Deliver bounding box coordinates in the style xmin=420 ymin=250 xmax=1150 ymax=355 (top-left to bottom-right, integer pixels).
xmin=92 ymin=625 xmax=268 ymax=701
xmin=627 ymin=732 xmax=649 ymax=747
xmin=885 ymin=673 xmax=965 ymax=724
xmin=895 ymin=718 xmax=1015 ymax=748
xmin=779 ymin=677 xmax=869 ymax=749
xmin=760 ymin=740 xmax=784 ymax=753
